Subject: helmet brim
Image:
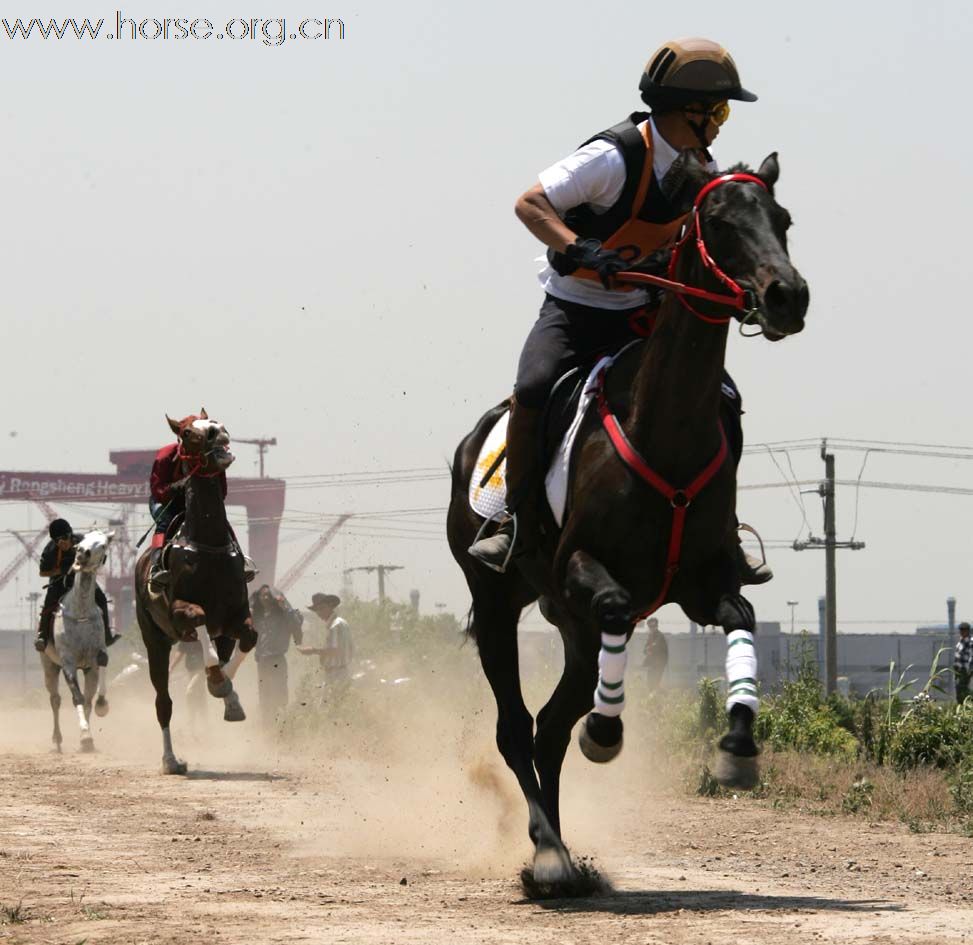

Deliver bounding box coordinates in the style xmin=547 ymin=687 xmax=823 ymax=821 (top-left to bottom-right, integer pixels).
xmin=730 ymin=86 xmax=758 ymax=103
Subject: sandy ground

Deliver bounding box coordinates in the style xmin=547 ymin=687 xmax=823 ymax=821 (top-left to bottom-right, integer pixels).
xmin=2 ymin=670 xmax=973 ymax=945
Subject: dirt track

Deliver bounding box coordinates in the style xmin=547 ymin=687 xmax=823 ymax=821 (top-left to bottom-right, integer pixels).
xmin=2 ymin=700 xmax=973 ymax=945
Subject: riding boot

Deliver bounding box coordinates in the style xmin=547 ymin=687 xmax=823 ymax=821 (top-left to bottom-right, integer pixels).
xmin=34 ymin=608 xmax=55 ymax=652
xmin=148 ymin=544 xmax=170 ymax=590
xmin=96 ymin=588 xmax=120 ymax=648
xmin=468 ymin=402 xmax=543 ymax=573
xmin=736 ymin=529 xmax=773 ymax=585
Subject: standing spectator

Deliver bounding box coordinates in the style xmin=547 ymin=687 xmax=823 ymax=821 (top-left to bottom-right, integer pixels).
xmin=251 ymin=584 xmax=304 ymax=727
xmin=642 ymin=617 xmax=668 ymax=692
xmin=954 ymin=621 xmax=973 ymax=705
xmin=298 ymin=593 xmax=353 ymax=685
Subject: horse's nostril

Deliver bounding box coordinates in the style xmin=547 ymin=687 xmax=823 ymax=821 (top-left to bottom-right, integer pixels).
xmin=764 ymin=280 xmax=788 ymax=311
xmin=797 ymin=280 xmax=810 ymax=315
xmin=765 ymin=279 xmax=808 ymax=319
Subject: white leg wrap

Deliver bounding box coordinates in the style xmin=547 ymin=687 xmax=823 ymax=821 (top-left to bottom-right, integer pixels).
xmin=76 ymin=703 xmax=90 ymax=734
xmin=593 ymin=632 xmax=628 ymax=718
xmin=725 ymin=630 xmax=759 ymax=714
xmin=97 ymin=666 xmax=107 ymax=699
xmin=200 ymin=635 xmax=219 ymax=669
xmin=162 ymin=727 xmax=175 ymax=757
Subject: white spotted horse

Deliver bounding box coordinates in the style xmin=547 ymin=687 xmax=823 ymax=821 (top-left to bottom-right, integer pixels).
xmin=134 ymin=411 xmax=257 ymax=774
xmin=447 ymin=154 xmax=809 ymax=890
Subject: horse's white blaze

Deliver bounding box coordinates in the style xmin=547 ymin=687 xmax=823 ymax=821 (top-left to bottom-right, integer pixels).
xmin=725 ymin=629 xmax=759 ymax=714
xmin=593 ymin=632 xmax=628 ymax=717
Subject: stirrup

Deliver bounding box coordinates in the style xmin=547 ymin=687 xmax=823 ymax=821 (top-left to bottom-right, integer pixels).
xmin=468 ymin=512 xmax=518 ymax=574
xmin=737 ymin=522 xmax=767 ymax=568
xmin=149 ymin=568 xmax=170 ymax=589
xmin=243 ymin=555 xmax=258 ymax=583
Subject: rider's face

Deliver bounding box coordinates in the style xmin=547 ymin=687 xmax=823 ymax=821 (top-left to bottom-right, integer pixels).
xmin=683 ymin=101 xmax=729 ymax=147
xmin=56 ymin=536 xmax=73 ymax=551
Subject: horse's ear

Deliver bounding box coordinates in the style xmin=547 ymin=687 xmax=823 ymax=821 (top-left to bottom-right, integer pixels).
xmin=166 ymin=414 xmax=181 ymax=436
xmin=756 ymin=152 xmax=779 ymax=193
xmin=661 ymin=150 xmax=713 ymax=215
xmin=200 ymin=407 xmax=208 ymax=420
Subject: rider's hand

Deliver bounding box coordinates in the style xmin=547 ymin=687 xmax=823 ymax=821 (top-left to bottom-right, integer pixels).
xmin=564 ymin=238 xmax=629 ymax=289
xmin=165 ymin=477 xmax=189 ymax=501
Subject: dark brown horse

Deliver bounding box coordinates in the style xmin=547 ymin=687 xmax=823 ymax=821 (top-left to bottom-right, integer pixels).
xmin=134 ymin=411 xmax=256 ymax=774
xmin=447 ymin=154 xmax=808 ymax=889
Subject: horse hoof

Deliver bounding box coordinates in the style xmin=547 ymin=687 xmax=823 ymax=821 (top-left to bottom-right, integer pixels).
xmin=94 ymin=696 xmax=109 ymax=717
xmin=80 ymin=738 xmax=95 ymax=753
xmin=578 ymin=714 xmax=623 ymax=764
xmin=714 ymin=749 xmax=760 ymax=790
xmin=223 ymin=702 xmax=246 ymax=723
xmin=532 ymin=845 xmax=575 ymax=886
xmin=206 ymin=672 xmax=232 ymax=699
xmin=162 ymin=756 xmax=188 ymax=775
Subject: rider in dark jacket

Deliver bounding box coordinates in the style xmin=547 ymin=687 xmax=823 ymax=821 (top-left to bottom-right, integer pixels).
xmin=34 ymin=518 xmax=119 ymax=653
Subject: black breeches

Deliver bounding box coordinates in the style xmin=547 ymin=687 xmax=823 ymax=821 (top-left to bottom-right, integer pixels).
xmin=514 ymin=294 xmax=647 ymax=408
xmin=514 ymin=293 xmax=745 ymax=465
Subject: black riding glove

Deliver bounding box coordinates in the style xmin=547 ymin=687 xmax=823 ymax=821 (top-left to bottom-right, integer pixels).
xmin=564 ymin=238 xmax=630 ymax=289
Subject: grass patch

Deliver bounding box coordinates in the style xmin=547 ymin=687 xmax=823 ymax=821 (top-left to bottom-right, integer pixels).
xmin=1 ymin=900 xmax=28 ymax=924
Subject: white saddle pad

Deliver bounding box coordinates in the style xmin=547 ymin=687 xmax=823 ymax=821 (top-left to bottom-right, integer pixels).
xmin=469 ymin=356 xmax=612 ymax=528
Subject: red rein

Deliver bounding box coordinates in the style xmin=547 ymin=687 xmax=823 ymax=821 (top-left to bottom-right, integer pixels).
xmin=594 ymin=176 xmax=762 ymax=619
xmin=616 ymin=172 xmax=767 ymax=325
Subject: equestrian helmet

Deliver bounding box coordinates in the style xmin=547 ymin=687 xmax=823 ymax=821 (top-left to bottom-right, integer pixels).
xmin=640 ymin=37 xmax=757 ymax=109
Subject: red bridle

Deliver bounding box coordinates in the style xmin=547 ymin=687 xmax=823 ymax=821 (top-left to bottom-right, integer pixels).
xmin=617 ymin=172 xmax=768 ymax=326
xmin=177 ymin=442 xmax=225 ymax=479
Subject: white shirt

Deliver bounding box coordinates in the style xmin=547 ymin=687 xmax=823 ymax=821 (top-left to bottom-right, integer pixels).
xmin=536 ymin=117 xmax=717 ymax=310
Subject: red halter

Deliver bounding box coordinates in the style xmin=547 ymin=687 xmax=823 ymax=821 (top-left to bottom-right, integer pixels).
xmin=616 ymin=172 xmax=768 ymax=325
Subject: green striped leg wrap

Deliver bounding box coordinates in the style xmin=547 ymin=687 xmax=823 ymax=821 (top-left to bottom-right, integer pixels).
xmin=593 ymin=632 xmax=628 ymax=718
xmin=725 ymin=629 xmax=758 ymax=713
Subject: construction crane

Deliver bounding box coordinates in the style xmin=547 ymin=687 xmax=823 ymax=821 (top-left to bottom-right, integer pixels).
xmin=0 ymin=529 xmax=47 ymax=592
xmin=277 ymin=514 xmax=352 ymax=593
xmin=0 ymin=497 xmax=60 ymax=593
xmin=234 ymin=436 xmax=277 ymax=478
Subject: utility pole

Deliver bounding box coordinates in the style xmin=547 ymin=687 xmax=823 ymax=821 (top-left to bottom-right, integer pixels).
xmin=344 ymin=564 xmax=403 ymax=603
xmin=793 ymin=439 xmax=865 ymax=694
xmin=235 ymin=436 xmax=277 ymax=478
xmin=25 ymin=591 xmax=41 ymax=691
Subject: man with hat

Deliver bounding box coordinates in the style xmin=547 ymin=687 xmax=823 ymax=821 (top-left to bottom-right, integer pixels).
xmin=297 ymin=593 xmax=354 ymax=683
xmin=953 ymin=621 xmax=973 ymax=705
xmin=34 ymin=518 xmax=119 ymax=656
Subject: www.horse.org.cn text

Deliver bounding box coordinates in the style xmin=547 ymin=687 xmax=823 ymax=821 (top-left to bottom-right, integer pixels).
xmin=2 ymin=13 xmax=346 ymax=45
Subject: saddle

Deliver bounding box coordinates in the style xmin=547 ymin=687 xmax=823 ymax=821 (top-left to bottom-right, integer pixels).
xmin=469 ymin=340 xmax=743 ymax=528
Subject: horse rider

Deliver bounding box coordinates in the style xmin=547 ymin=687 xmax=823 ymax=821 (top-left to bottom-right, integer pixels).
xmin=468 ymin=37 xmax=771 ymax=586
xmin=147 ymin=427 xmax=255 ymax=586
xmin=33 ymin=518 xmax=119 ymax=655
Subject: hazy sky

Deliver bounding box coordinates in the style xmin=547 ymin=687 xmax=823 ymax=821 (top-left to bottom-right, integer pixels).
xmin=1 ymin=0 xmax=970 ymax=634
